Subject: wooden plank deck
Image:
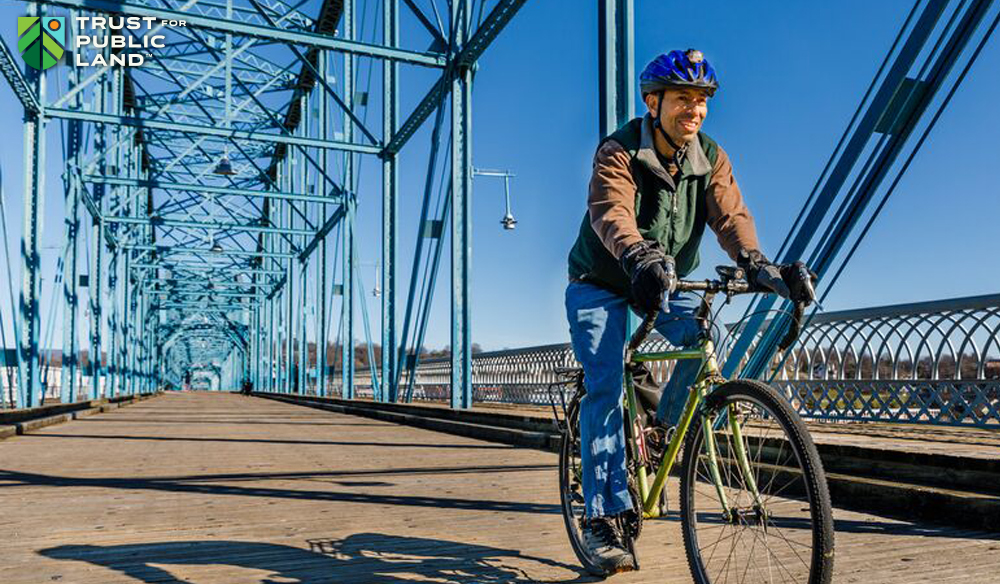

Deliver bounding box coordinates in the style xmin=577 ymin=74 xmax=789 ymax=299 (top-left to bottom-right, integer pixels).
xmin=0 ymin=392 xmax=997 ymax=583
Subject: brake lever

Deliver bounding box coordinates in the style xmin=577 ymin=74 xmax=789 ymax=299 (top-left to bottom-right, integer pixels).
xmin=795 ymin=263 xmax=825 ymax=310
xmin=778 ymin=302 xmax=805 ymax=352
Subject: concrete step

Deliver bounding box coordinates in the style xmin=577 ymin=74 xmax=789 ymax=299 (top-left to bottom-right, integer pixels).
xmin=255 ymin=392 xmax=1000 ymax=531
xmin=809 ymin=437 xmax=1000 ymax=496
xmin=0 ymin=392 xmax=162 ymax=441
xmin=259 ymin=393 xmax=562 ymax=451
xmin=825 ymin=468 xmax=1000 ymax=532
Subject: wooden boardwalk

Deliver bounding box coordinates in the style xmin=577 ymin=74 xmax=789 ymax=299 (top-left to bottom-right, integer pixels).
xmin=1 ymin=392 xmax=998 ymax=583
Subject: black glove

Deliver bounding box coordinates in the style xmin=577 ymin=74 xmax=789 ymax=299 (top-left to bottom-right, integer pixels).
xmin=779 ymin=261 xmax=819 ymax=305
xmin=738 ymin=249 xmax=818 ymax=305
xmin=620 ymin=241 xmax=677 ymax=313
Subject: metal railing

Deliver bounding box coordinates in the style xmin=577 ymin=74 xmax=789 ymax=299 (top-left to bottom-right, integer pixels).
xmin=339 ymin=294 xmax=1000 ymax=427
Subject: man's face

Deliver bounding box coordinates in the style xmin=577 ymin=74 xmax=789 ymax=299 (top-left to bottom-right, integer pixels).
xmin=646 ymin=87 xmax=710 ymax=145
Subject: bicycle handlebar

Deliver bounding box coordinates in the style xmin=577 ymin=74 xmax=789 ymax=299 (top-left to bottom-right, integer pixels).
xmin=627 ymin=269 xmax=812 ymax=354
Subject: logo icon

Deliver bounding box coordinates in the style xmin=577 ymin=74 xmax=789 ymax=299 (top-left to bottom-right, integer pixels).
xmin=18 ymin=16 xmax=66 ymax=70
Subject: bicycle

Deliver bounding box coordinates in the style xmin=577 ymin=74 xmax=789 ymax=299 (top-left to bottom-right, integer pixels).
xmin=553 ymin=265 xmax=834 ymax=582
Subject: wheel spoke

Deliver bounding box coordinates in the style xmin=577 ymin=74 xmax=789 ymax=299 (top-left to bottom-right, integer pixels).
xmin=684 ymin=384 xmax=830 ymax=584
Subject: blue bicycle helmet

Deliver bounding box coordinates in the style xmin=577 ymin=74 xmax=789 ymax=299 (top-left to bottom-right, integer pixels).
xmin=640 ymin=49 xmax=719 ymax=97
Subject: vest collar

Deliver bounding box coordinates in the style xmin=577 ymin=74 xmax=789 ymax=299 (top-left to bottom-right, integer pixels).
xmin=637 ymin=114 xmax=712 ymax=185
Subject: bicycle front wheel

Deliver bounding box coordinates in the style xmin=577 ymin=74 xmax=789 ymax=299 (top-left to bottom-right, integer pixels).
xmin=679 ymin=380 xmax=834 ymax=584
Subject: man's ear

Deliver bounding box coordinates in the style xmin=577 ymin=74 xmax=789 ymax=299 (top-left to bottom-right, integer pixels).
xmin=643 ymin=92 xmax=659 ymax=116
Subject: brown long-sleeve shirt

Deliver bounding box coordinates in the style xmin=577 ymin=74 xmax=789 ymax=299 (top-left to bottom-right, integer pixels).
xmin=587 ymin=138 xmax=760 ymax=262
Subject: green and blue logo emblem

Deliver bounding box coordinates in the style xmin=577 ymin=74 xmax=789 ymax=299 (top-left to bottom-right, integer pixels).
xmin=18 ymin=16 xmax=66 ymax=70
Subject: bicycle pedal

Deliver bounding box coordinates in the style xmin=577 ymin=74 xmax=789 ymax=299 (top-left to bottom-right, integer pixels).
xmin=621 ymin=552 xmax=639 ymax=573
xmin=608 ymin=556 xmax=638 ymax=575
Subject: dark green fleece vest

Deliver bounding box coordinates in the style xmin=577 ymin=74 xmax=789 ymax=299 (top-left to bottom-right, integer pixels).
xmin=567 ymin=117 xmax=719 ymax=297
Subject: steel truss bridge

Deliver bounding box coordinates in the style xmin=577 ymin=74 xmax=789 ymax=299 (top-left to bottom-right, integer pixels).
xmin=0 ymin=2 xmax=999 ymax=582
xmin=0 ymin=0 xmax=996 ymax=421
xmin=1 ymin=0 xmax=528 ymax=410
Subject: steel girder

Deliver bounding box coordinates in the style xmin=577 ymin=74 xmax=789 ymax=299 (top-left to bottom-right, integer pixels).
xmin=46 ymin=108 xmax=382 ymax=153
xmin=725 ymin=0 xmax=1000 ymax=380
xmin=2 ymin=0 xmax=529 ymax=405
xmin=42 ymin=0 xmax=447 ymax=66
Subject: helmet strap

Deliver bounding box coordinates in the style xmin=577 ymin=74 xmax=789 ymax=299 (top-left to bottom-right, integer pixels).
xmin=652 ymin=91 xmax=689 ymax=170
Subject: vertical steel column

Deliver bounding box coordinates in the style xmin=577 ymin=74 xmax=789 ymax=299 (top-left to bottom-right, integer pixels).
xmin=106 ymin=65 xmax=124 ymax=398
xmin=18 ymin=4 xmax=46 ymax=407
xmin=382 ymin=0 xmax=399 ymax=402
xmin=284 ymin=169 xmax=294 ymax=394
xmin=261 ymin=299 xmax=266 ymax=392
xmin=106 ymin=250 xmax=118 ymax=398
xmin=269 ymin=294 xmax=276 ymax=392
xmin=121 ymin=256 xmax=131 ymax=395
xmin=129 ymin=286 xmax=139 ymax=395
xmin=598 ymin=0 xmax=636 ymax=339
xmin=258 ymin=297 xmax=264 ymax=390
xmin=298 ymin=95 xmax=308 ymax=395
xmin=450 ymin=0 xmax=473 ymax=410
xmin=89 ymin=29 xmax=111 ymax=399
xmin=598 ymin=0 xmax=635 ymax=137
xmin=342 ymin=197 xmax=355 ymax=399
xmin=120 ymin=136 xmax=133 ymax=396
xmin=60 ymin=52 xmax=83 ymax=404
xmin=300 ymin=261 xmax=307 ymax=394
xmin=342 ymin=0 xmax=356 ymax=400
xmin=252 ymin=291 xmax=260 ymax=391
xmin=317 ymin=51 xmax=328 ymax=397
xmin=89 ymin=219 xmax=103 ymax=398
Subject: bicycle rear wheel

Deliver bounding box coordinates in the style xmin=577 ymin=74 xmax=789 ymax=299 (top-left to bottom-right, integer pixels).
xmin=679 ymin=380 xmax=834 ymax=584
xmin=557 ymin=392 xmax=604 ymax=574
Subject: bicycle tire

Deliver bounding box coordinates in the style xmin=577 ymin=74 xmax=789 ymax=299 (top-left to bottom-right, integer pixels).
xmin=679 ymin=380 xmax=834 ymax=584
xmin=557 ymin=392 xmax=607 ymax=575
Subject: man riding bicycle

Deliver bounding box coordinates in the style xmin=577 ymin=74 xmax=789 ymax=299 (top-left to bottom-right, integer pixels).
xmin=565 ymin=49 xmax=816 ymax=575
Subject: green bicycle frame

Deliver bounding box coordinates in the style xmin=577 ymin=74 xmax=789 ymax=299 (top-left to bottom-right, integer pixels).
xmin=627 ymin=337 xmax=758 ymax=518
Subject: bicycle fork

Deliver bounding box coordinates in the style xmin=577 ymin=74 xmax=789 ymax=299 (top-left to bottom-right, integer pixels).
xmin=630 ymin=342 xmax=765 ymax=520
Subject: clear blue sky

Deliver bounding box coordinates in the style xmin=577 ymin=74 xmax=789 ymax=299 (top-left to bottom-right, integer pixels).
xmin=0 ymin=0 xmax=998 ymax=353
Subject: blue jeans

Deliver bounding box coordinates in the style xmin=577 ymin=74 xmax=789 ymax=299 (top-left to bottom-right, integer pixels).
xmin=565 ymin=281 xmax=703 ymax=518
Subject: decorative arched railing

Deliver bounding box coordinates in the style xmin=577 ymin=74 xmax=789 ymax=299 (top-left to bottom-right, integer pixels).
xmin=343 ymin=294 xmax=1000 ymax=427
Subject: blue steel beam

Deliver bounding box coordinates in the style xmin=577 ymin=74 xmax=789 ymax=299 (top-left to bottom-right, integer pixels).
xmin=18 ymin=6 xmax=45 ymax=406
xmin=126 ymin=243 xmax=296 ymax=259
xmin=382 ymin=0 xmax=530 ymax=156
xmin=383 ymin=0 xmax=399 ymax=401
xmin=727 ymin=0 xmax=994 ymax=380
xmin=150 ymin=290 xmax=258 ymax=297
xmin=316 ymin=50 xmax=328 ymax=397
xmin=40 ymin=0 xmax=448 ymax=67
xmin=598 ymin=0 xmax=635 ymax=137
xmin=245 ymin=0 xmax=381 ymax=147
xmin=402 ymin=0 xmax=446 ymax=47
xmin=0 ymin=36 xmax=40 ymax=114
xmin=450 ymin=0 xmax=473 ymax=410
xmin=85 ymin=175 xmax=345 ymax=205
xmin=598 ymin=0 xmax=636 ymax=337
xmin=395 ymin=103 xmax=447 ymax=398
xmin=104 ymin=215 xmax=313 ymax=236
xmin=341 ymin=0 xmax=356 ymax=400
xmin=133 ymin=263 xmax=284 ymax=275
xmin=60 ymin=52 xmax=85 ymax=403
xmin=46 ymin=108 xmax=381 ymax=154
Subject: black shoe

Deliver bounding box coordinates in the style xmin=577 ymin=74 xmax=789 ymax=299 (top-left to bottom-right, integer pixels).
xmin=581 ymin=515 xmax=636 ymax=575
